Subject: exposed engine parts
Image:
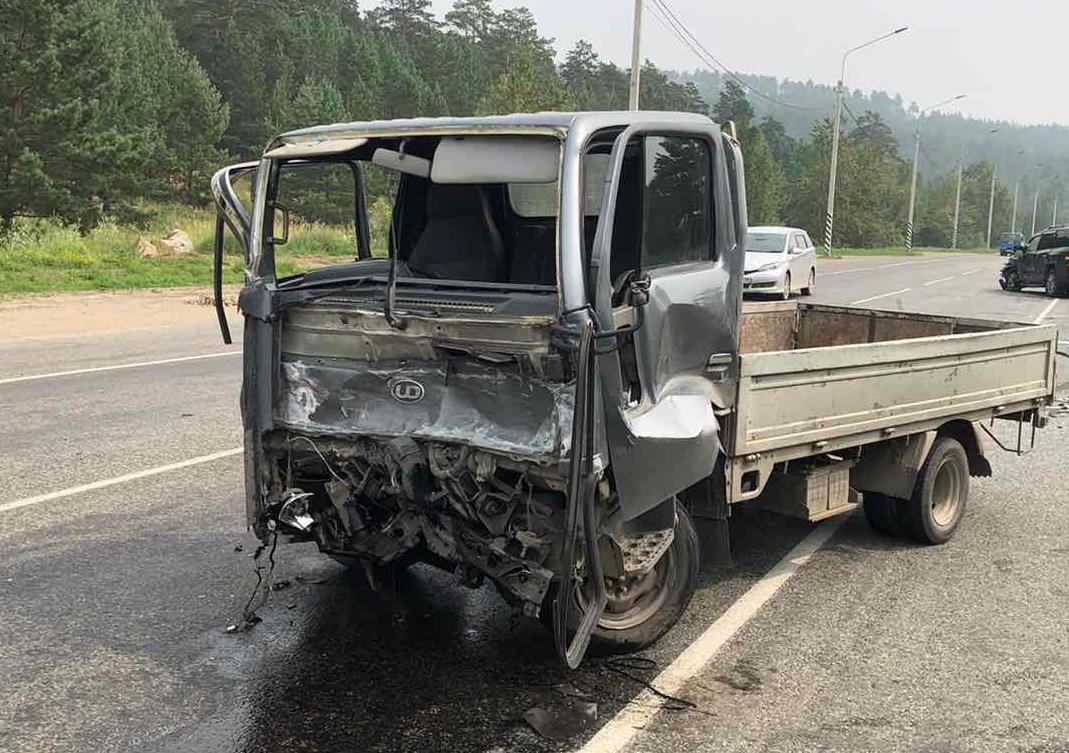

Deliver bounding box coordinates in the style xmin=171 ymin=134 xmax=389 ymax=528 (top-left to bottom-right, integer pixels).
xmin=265 ymin=434 xmax=569 ymax=614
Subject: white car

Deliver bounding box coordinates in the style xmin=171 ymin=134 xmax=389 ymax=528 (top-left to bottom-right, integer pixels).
xmin=743 ymin=226 xmax=817 ymax=299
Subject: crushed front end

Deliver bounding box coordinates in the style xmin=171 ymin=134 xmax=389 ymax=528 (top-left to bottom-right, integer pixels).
xmin=254 ymin=296 xmax=576 ymax=616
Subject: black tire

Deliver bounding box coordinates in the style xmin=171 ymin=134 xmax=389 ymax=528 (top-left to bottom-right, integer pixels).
xmin=863 ymin=492 xmax=908 ymax=537
xmin=801 ymin=269 xmax=815 ymax=296
xmin=780 ymin=272 xmax=792 ymax=301
xmin=905 ymin=437 xmax=969 ymax=545
xmin=544 ymin=501 xmax=700 ymax=656
xmin=1045 ymin=269 xmax=1065 ymax=298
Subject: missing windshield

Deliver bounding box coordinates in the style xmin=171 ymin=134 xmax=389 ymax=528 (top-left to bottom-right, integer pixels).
xmin=261 ymin=135 xmax=564 ymax=297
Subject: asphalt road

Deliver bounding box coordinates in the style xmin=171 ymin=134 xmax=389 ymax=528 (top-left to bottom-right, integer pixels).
xmin=2 ymin=253 xmax=1067 ymax=753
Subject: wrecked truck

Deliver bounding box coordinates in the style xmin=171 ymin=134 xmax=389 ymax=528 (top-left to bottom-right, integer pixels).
xmin=211 ymin=112 xmax=1058 ymax=667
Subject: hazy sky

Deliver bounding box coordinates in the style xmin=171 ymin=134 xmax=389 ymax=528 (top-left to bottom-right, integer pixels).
xmin=415 ymin=0 xmax=1067 ymax=126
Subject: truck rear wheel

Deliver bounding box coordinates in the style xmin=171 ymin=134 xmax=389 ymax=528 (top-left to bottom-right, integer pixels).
xmin=905 ymin=436 xmax=969 ymax=544
xmin=863 ymin=492 xmax=907 ymax=537
xmin=545 ymin=501 xmax=700 ymax=656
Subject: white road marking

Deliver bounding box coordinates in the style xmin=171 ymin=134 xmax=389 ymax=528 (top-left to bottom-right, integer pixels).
xmin=923 ymin=276 xmax=955 ymax=287
xmin=960 ymin=268 xmax=983 ymax=276
xmin=850 ymin=288 xmax=911 ymax=305
xmin=0 ymin=447 xmax=243 ymax=514
xmin=576 ymin=515 xmax=848 ymax=753
xmin=1034 ymin=299 xmax=1060 ymax=324
xmin=819 ymin=259 xmax=925 ymax=277
xmin=0 ymin=350 xmax=241 ymax=386
xmin=818 ymin=254 xmax=989 ymax=278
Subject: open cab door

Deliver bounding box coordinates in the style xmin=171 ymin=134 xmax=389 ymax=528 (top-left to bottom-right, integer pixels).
xmin=209 ymin=162 xmax=259 ymax=344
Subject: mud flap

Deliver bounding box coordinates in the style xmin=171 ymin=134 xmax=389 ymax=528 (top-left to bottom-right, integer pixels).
xmin=679 ymin=460 xmax=733 ymax=568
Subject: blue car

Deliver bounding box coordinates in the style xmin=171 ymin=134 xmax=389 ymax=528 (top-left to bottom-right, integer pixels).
xmin=999 ymin=231 xmax=1025 ymax=256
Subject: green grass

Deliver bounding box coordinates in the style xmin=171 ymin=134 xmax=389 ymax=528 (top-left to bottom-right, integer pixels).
xmin=0 ymin=205 xmax=999 ymax=296
xmin=0 ymin=203 xmax=365 ymax=296
xmin=830 ymin=246 xmax=997 ymax=257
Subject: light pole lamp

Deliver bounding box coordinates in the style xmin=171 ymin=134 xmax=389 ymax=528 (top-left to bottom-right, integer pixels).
xmin=823 ymin=26 xmax=909 ymax=256
xmin=906 ymin=94 xmax=966 ymax=252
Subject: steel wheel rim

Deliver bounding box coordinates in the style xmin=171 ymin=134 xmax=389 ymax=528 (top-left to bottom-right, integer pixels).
xmin=576 ymin=547 xmax=676 ymax=631
xmin=1048 ymin=274 xmax=1056 ymax=296
xmin=930 ymin=457 xmax=965 ymax=527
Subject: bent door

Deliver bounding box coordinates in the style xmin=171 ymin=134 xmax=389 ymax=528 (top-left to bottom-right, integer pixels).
xmin=589 ymin=128 xmax=743 ymax=520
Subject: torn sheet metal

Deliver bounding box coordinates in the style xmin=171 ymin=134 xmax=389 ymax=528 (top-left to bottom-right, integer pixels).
xmin=277 ymin=359 xmax=574 ymax=458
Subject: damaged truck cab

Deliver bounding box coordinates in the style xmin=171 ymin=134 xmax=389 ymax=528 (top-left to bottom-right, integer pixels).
xmin=213 ymin=112 xmax=742 ymax=664
xmin=212 ymin=112 xmax=1057 ymax=667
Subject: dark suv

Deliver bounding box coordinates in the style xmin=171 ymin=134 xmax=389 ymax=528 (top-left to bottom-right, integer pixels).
xmin=999 ymin=226 xmax=1069 ymax=297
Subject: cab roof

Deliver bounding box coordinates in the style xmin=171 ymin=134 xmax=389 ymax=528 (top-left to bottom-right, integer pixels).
xmin=269 ymin=110 xmax=715 ymax=153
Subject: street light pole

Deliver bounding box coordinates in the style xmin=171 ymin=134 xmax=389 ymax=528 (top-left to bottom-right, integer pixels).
xmin=905 ymin=94 xmax=965 ymax=253
xmin=978 ymin=126 xmax=1002 ymax=249
xmin=952 ymin=149 xmax=964 ymax=249
xmin=986 ymin=163 xmax=997 ymax=248
xmin=627 ymin=0 xmax=643 ymax=110
xmin=1011 ymin=180 xmax=1019 ymax=234
xmin=1053 ymin=195 xmax=1059 ymax=227
xmin=1032 ymin=188 xmax=1039 ymax=235
xmin=822 ymin=26 xmax=909 ymax=256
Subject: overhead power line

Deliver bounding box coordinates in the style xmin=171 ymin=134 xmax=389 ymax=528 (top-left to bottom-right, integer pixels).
xmin=645 ymin=0 xmax=817 ymax=112
xmin=841 ymin=100 xmax=863 ymax=128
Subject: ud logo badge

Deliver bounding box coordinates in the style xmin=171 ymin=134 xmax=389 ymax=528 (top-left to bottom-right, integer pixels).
xmin=390 ymin=378 xmax=425 ymax=405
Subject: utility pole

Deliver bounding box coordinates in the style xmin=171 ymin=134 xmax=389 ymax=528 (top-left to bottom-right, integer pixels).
xmin=986 ymin=164 xmax=997 ymax=248
xmin=904 ymin=94 xmax=965 ymax=253
xmin=905 ymin=125 xmax=921 ymax=252
xmin=1011 ymin=180 xmax=1019 ymax=233
xmin=951 ymin=150 xmax=964 ymax=249
xmin=824 ymin=81 xmax=844 ymax=256
xmin=628 ymin=0 xmax=642 ymax=111
xmin=823 ymin=26 xmax=908 ymax=257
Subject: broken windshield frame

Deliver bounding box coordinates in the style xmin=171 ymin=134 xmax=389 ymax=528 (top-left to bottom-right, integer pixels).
xmin=255 ymin=137 xmax=564 ymax=305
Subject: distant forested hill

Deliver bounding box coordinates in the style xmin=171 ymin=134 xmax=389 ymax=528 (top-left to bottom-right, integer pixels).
xmin=677 ymin=69 xmax=1069 ymax=193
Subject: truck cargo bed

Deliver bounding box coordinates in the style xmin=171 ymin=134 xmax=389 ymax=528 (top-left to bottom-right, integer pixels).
xmin=726 ymin=302 xmax=1057 ymax=500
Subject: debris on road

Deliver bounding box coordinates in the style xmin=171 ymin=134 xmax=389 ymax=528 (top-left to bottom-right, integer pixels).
xmin=225 ymin=614 xmax=262 ymax=633
xmin=226 ymin=532 xmax=279 ymax=634
xmin=523 ymin=694 xmax=598 ymax=742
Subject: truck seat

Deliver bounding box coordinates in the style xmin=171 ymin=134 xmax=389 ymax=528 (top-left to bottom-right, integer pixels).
xmin=408 ymin=185 xmax=506 ymax=282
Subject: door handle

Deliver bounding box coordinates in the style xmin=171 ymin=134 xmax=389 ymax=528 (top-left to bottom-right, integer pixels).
xmin=705 ymin=353 xmax=734 ymax=381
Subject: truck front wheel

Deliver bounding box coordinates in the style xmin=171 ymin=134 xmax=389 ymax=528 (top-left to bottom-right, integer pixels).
xmin=906 ymin=436 xmax=969 ymax=544
xmin=545 ymin=501 xmax=700 ymax=656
